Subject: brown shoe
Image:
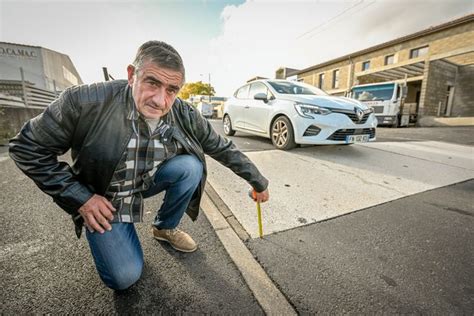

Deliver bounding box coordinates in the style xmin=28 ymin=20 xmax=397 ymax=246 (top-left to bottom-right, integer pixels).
xmin=152 ymin=227 xmax=198 ymax=253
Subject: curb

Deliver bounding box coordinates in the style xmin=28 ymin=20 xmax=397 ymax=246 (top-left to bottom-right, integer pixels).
xmin=201 ymin=187 xmax=297 ymax=315
xmin=205 ymin=183 xmax=250 ymax=241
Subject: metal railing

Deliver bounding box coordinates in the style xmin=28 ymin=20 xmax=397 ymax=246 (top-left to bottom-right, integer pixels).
xmin=0 ymin=79 xmax=59 ymax=108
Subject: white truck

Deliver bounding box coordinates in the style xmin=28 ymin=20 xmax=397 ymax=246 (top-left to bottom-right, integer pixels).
xmin=196 ymin=101 xmax=214 ymax=119
xmin=349 ymin=82 xmax=412 ymax=127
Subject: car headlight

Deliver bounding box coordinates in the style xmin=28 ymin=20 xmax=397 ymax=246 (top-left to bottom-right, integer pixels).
xmin=364 ymin=107 xmax=374 ymax=114
xmin=294 ymin=103 xmax=332 ymax=118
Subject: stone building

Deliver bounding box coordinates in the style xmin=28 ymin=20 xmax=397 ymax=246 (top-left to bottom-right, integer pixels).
xmin=275 ymin=67 xmax=300 ymax=81
xmin=291 ymin=14 xmax=474 ymax=120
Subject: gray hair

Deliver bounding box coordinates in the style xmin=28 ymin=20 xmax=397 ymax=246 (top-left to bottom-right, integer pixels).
xmin=132 ymin=41 xmax=185 ymax=80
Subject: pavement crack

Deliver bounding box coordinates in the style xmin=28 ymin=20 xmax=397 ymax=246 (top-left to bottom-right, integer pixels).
xmin=427 ymin=202 xmax=474 ymax=217
xmin=294 ymin=155 xmax=313 ymax=164
xmin=380 ymin=274 xmax=398 ymax=287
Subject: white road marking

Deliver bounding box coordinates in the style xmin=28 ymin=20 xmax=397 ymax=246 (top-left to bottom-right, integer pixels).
xmin=206 ymin=141 xmax=474 ymax=238
xmin=360 ymin=141 xmax=474 ymax=170
xmin=0 ymin=239 xmax=54 ymax=260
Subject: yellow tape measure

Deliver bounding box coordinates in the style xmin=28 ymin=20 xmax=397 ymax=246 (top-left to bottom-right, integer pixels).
xmin=249 ymin=189 xmax=264 ymax=238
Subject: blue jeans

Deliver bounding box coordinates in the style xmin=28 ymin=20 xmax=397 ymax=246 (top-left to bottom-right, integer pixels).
xmin=86 ymin=154 xmax=203 ymax=290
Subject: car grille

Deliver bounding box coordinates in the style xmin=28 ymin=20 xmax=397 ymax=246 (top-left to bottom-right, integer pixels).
xmin=372 ymin=106 xmax=384 ymax=114
xmin=327 ymin=128 xmax=376 ymax=141
xmin=332 ymin=110 xmax=370 ymax=124
xmin=303 ymin=125 xmax=321 ymax=136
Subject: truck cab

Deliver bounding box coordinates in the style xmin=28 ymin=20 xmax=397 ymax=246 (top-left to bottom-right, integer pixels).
xmin=196 ymin=101 xmax=214 ymax=119
xmin=349 ymin=82 xmax=410 ymax=127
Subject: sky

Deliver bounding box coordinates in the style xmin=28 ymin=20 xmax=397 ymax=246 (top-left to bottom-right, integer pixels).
xmin=1 ymin=0 xmax=472 ymax=97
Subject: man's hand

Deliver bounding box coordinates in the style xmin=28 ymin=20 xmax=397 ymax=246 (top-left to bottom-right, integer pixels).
xmin=79 ymin=194 xmax=116 ymax=234
xmin=253 ymin=189 xmax=269 ymax=203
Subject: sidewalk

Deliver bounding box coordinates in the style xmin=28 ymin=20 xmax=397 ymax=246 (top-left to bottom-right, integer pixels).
xmin=418 ymin=116 xmax=474 ymax=127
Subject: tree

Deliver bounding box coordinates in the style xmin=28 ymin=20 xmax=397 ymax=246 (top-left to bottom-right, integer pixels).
xmin=178 ymin=81 xmax=215 ymax=100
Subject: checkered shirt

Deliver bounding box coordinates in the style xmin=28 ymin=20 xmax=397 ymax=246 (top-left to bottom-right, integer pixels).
xmin=105 ymin=108 xmax=182 ymax=223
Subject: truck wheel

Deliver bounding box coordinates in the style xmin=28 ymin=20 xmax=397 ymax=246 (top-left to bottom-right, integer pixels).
xmin=392 ymin=116 xmax=399 ymax=128
xmin=271 ymin=116 xmax=297 ymax=150
xmin=223 ymin=115 xmax=236 ymax=136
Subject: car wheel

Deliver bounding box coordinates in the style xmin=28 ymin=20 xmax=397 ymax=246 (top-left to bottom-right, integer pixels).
xmin=223 ymin=115 xmax=236 ymax=136
xmin=271 ymin=116 xmax=296 ymax=150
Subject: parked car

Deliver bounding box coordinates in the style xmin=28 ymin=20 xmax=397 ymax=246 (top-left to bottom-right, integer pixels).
xmin=223 ymin=79 xmax=377 ymax=150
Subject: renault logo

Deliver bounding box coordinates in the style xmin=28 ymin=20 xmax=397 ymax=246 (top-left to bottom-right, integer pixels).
xmin=355 ymin=107 xmax=364 ymax=121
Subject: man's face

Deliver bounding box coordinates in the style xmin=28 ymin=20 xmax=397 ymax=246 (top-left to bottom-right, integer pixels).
xmin=127 ymin=61 xmax=183 ymax=119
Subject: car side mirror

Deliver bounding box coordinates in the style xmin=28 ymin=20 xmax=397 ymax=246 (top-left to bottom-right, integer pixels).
xmin=254 ymin=93 xmax=268 ymax=103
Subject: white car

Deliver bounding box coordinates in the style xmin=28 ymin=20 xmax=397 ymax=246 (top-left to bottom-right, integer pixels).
xmin=223 ymin=79 xmax=377 ymax=150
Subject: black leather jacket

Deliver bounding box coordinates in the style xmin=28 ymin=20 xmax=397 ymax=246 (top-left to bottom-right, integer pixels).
xmin=9 ymin=80 xmax=268 ymax=237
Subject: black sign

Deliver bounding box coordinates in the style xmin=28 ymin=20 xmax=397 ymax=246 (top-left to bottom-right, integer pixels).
xmin=0 ymin=47 xmax=38 ymax=58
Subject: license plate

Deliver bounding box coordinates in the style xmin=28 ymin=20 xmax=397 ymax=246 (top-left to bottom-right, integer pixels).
xmin=345 ymin=134 xmax=370 ymax=143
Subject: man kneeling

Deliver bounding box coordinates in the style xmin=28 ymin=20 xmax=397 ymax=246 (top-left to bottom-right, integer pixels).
xmin=9 ymin=40 xmax=269 ymax=290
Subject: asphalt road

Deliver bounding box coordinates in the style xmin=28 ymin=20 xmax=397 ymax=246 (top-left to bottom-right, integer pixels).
xmin=0 ymin=156 xmax=262 ymax=314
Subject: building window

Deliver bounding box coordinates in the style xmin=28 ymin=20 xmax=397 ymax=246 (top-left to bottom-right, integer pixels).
xmin=318 ymin=73 xmax=325 ymax=89
xmin=361 ymin=61 xmax=370 ymax=71
xmin=410 ymin=46 xmax=429 ymax=59
xmin=332 ymin=69 xmax=339 ymax=89
xmin=385 ymin=54 xmax=394 ymax=65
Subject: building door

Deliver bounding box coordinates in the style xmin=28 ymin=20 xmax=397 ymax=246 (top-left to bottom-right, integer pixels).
xmin=415 ymin=90 xmax=421 ymax=112
xmin=413 ymin=90 xmax=421 ymax=123
xmin=406 ymin=81 xmax=421 ymax=124
xmin=444 ymin=86 xmax=455 ymax=116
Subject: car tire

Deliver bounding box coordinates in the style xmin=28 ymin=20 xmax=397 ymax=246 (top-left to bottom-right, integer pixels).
xmin=223 ymin=115 xmax=236 ymax=136
xmin=271 ymin=116 xmax=297 ymax=150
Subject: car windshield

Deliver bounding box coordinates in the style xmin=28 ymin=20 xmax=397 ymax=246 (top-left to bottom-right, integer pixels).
xmin=267 ymin=81 xmax=327 ymax=96
xmin=352 ymin=84 xmax=395 ymax=101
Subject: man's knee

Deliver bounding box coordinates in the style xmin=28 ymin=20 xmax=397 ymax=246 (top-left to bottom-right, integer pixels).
xmin=103 ymin=263 xmax=143 ymax=291
xmin=179 ymin=155 xmax=203 ymax=183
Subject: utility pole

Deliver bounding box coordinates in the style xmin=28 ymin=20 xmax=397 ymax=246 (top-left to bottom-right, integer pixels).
xmin=201 ymin=73 xmax=212 ymax=102
xmin=208 ymin=73 xmax=211 ymax=102
xmin=102 ymin=67 xmax=110 ymax=81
